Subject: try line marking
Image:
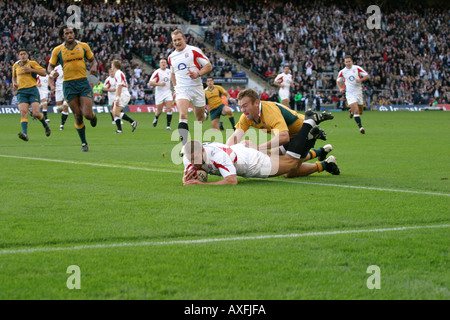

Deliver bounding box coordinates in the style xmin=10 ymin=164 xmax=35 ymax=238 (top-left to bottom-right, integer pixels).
xmin=1 ymin=154 xmax=449 ymax=197
xmin=0 ymin=224 xmax=448 ymax=256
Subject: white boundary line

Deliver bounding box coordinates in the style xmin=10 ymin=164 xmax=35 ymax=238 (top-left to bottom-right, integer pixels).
xmin=0 ymin=224 xmax=448 ymax=256
xmin=1 ymin=154 xmax=449 ymax=197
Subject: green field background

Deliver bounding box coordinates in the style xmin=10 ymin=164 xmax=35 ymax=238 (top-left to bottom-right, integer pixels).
xmin=0 ymin=111 xmax=448 ymax=300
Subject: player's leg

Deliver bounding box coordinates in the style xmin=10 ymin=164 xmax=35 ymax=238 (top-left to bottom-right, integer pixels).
xmin=153 ymin=103 xmax=163 ymax=127
xmin=193 ymin=105 xmax=206 ymax=123
xmin=113 ymin=105 xmax=124 ymax=133
xmin=40 ymin=98 xmax=49 ymax=123
xmin=68 ymin=97 xmax=88 ymax=151
xmin=79 ymin=95 xmax=97 ymax=128
xmin=284 ymin=155 xmax=340 ymax=177
xmin=115 ymin=95 xmax=137 ymax=132
xmin=18 ymin=102 xmax=30 ymax=141
xmin=221 ymin=105 xmax=236 ymax=130
xmin=165 ymin=101 xmax=173 ymax=130
xmin=177 ymin=98 xmax=191 ymax=145
xmin=348 ymin=95 xmax=364 ymax=133
xmin=211 ymin=118 xmax=220 ymax=130
xmin=31 ymin=101 xmax=51 ymax=136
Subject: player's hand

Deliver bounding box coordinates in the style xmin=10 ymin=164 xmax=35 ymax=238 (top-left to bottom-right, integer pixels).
xmin=183 ymin=168 xmax=196 ymax=182
xmin=21 ymin=66 xmax=33 ymax=73
xmin=90 ymin=69 xmax=98 ymax=76
xmin=50 ymin=85 xmax=55 ymax=91
xmin=242 ymin=140 xmax=258 ymax=149
xmin=355 ymin=79 xmax=362 ymax=83
xmin=187 ymin=69 xmax=200 ymax=80
xmin=339 ymin=88 xmax=345 ymax=94
xmin=184 ymin=179 xmax=202 ymax=186
xmin=13 ymin=83 xmax=18 ymax=90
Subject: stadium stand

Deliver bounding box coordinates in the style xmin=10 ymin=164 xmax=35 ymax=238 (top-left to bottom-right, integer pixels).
xmin=0 ymin=0 xmax=449 ymax=108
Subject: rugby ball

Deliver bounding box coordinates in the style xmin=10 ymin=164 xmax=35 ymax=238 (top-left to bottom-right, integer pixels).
xmin=193 ymin=168 xmax=208 ymax=182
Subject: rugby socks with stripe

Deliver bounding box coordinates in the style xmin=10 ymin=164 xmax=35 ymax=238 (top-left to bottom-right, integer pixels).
xmin=75 ymin=122 xmax=87 ymax=145
xmin=178 ymin=120 xmax=189 ymax=145
xmin=61 ymin=112 xmax=69 ymax=126
xmin=21 ymin=119 xmax=28 ymax=135
xmin=120 ymin=112 xmax=134 ymax=124
xmin=167 ymin=112 xmax=172 ymax=127
xmin=37 ymin=114 xmax=48 ymax=127
xmin=354 ymin=114 xmax=362 ymax=128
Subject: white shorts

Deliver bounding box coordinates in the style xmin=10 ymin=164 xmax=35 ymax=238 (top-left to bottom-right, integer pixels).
xmin=279 ymin=89 xmax=290 ymax=101
xmin=346 ymin=92 xmax=364 ymax=105
xmin=175 ymin=86 xmax=205 ymax=107
xmin=116 ymin=93 xmax=131 ymax=108
xmin=39 ymin=91 xmax=49 ymax=101
xmin=155 ymin=91 xmax=173 ymax=106
xmin=55 ymin=89 xmax=64 ymax=103
xmin=232 ymin=144 xmax=272 ymax=178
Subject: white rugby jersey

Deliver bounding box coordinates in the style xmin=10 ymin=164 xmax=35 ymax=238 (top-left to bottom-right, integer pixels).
xmin=53 ymin=65 xmax=64 ymax=90
xmin=168 ymin=45 xmax=210 ymax=88
xmin=37 ymin=75 xmax=49 ymax=95
xmin=114 ymin=70 xmax=130 ymax=97
xmin=336 ymin=65 xmax=369 ymax=95
xmin=183 ymin=142 xmax=271 ymax=179
xmin=150 ymin=68 xmax=172 ymax=95
xmin=274 ymin=72 xmax=293 ymax=93
xmin=104 ymin=76 xmax=116 ymax=104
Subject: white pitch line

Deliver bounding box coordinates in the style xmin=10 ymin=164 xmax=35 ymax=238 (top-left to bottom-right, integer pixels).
xmin=1 ymin=154 xmax=449 ymax=197
xmin=0 ymin=224 xmax=448 ymax=256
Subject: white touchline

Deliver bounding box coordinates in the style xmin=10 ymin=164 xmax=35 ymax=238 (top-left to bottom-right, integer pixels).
xmin=0 ymin=224 xmax=448 ymax=256
xmin=1 ymin=154 xmax=449 ymax=197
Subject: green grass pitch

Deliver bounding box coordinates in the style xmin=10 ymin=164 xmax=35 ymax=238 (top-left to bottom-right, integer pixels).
xmin=0 ymin=110 xmax=448 ymax=300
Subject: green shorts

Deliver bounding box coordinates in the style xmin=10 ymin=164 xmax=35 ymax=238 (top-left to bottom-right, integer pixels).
xmin=63 ymin=78 xmax=93 ymax=103
xmin=17 ymin=87 xmax=40 ymax=105
xmin=210 ymin=104 xmax=225 ymax=121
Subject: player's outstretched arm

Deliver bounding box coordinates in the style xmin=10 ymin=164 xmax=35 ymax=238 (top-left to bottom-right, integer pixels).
xmin=226 ymin=128 xmax=245 ymax=146
xmin=184 ymin=174 xmax=238 ymax=186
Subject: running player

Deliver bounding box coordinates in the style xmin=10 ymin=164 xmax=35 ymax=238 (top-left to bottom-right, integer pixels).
xmin=12 ymin=48 xmax=51 ymax=141
xmin=102 ymin=68 xmax=117 ymax=124
xmin=274 ymin=65 xmax=294 ymax=108
xmin=110 ymin=59 xmax=138 ymax=134
xmin=204 ymin=77 xmax=236 ymax=131
xmin=336 ymin=55 xmax=370 ymax=134
xmin=36 ymin=73 xmax=50 ymax=123
xmin=149 ymin=58 xmax=173 ymax=131
xmin=168 ymin=29 xmax=212 ymax=145
xmin=48 ymin=64 xmax=70 ymax=130
xmin=48 ymin=25 xmax=98 ymax=152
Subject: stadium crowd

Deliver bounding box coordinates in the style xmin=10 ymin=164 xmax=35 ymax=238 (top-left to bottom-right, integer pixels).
xmin=1 ymin=0 xmax=449 ymax=107
xmin=186 ymin=0 xmax=450 ymax=106
xmin=0 ymin=0 xmax=239 ymax=106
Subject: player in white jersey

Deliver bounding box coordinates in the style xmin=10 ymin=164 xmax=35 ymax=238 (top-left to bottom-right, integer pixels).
xmin=37 ymin=74 xmax=50 ymax=123
xmin=336 ymin=55 xmax=370 ymax=134
xmin=168 ymin=29 xmax=212 ymax=145
xmin=182 ymin=140 xmax=340 ymax=185
xmin=102 ymin=68 xmax=119 ymax=124
xmin=149 ymin=58 xmax=173 ymax=131
xmin=49 ymin=64 xmax=70 ymax=130
xmin=110 ymin=59 xmax=138 ymax=134
xmin=274 ymin=65 xmax=294 ymax=109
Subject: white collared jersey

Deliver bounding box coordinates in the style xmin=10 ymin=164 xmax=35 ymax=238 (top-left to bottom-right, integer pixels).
xmin=168 ymin=45 xmax=210 ymax=88
xmin=150 ymin=68 xmax=172 ymax=95
xmin=336 ymin=65 xmax=369 ymax=95
xmin=114 ymin=70 xmax=130 ymax=97
xmin=104 ymin=76 xmax=116 ymax=105
xmin=274 ymin=72 xmax=293 ymax=93
xmin=53 ymin=65 xmax=64 ymax=91
xmin=183 ymin=142 xmax=272 ymax=179
xmin=37 ymin=75 xmax=49 ymax=95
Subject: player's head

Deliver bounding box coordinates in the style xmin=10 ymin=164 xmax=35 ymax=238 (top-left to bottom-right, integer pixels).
xmin=17 ymin=48 xmax=29 ymax=62
xmin=182 ymin=140 xmax=204 ymax=167
xmin=344 ymin=55 xmax=353 ymax=69
xmin=237 ymin=88 xmax=260 ymax=121
xmin=59 ymin=25 xmax=78 ymax=43
xmin=283 ymin=65 xmax=290 ymax=74
xmin=171 ymin=29 xmax=186 ymax=51
xmin=111 ymin=59 xmax=122 ymax=72
xmin=159 ymin=58 xmax=168 ymax=70
xmin=108 ymin=68 xmax=114 ymax=76
xmin=206 ymin=77 xmax=214 ymax=88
